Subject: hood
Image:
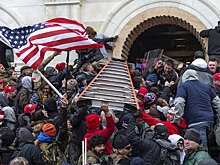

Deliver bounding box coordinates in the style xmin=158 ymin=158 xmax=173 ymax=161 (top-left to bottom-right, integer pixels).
xmin=168 ymin=134 xmax=183 ymax=147
xmin=44 ymin=97 xmax=57 ymax=112
xmin=38 ymin=132 xmax=53 ymax=143
xmin=45 ymin=67 xmax=55 ymax=77
xmin=18 ymin=127 xmax=34 ymax=142
xmin=181 ymin=69 xmax=198 ymax=83
xmin=0 ymin=92 xmax=8 ymax=108
xmin=191 ymin=58 xmax=207 ymax=69
xmin=155 ymin=138 xmax=178 ymax=150
xmin=2 ymin=106 xmax=16 ymax=123
xmin=22 ymin=76 xmax=32 ymax=92
xmin=18 ymin=113 xmax=31 ymax=127
xmin=215 ymin=26 xmax=220 ymax=32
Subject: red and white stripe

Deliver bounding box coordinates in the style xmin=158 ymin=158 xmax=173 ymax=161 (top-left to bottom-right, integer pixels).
xmin=15 ymin=18 xmax=102 ymax=70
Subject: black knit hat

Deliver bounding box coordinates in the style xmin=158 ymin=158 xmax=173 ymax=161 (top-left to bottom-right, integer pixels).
xmin=154 ymin=124 xmax=168 ymax=138
xmin=184 ymin=128 xmax=200 ymax=144
xmin=0 ymin=131 xmax=15 ymax=146
xmin=114 ymin=134 xmax=129 ymax=149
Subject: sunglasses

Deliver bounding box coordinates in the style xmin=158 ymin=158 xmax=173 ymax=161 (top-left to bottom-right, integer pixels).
xmin=177 ymin=141 xmax=184 ymax=145
xmin=124 ymin=146 xmax=132 ymax=150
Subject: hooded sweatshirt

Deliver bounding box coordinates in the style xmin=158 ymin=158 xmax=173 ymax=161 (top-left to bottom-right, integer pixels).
xmin=17 ymin=128 xmax=45 ymax=165
xmin=44 ymin=97 xmax=58 ymax=119
xmin=175 ymin=70 xmax=216 ymax=125
xmin=22 ymin=76 xmax=32 ymax=92
xmin=200 ymin=26 xmax=220 ymax=55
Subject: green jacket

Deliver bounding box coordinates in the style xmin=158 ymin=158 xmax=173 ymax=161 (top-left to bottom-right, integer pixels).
xmin=183 ymin=144 xmax=211 ymax=165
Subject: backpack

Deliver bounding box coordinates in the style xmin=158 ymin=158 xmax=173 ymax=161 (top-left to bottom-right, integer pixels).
xmin=140 ymin=123 xmax=154 ymax=140
xmin=154 ymin=139 xmax=180 ymax=165
xmin=0 ymin=147 xmax=15 ymax=164
xmin=40 ymin=142 xmax=67 ymax=165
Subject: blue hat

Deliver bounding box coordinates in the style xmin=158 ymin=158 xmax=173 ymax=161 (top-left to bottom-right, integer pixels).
xmin=130 ymin=157 xmax=145 ymax=165
xmin=123 ymin=113 xmax=132 ymax=122
xmin=146 ymin=74 xmax=158 ymax=83
xmin=135 ymin=64 xmax=141 ymax=70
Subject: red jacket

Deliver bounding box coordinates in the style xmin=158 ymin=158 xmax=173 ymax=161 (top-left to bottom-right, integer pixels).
xmin=83 ymin=115 xmax=115 ymax=155
xmin=142 ymin=112 xmax=187 ymax=137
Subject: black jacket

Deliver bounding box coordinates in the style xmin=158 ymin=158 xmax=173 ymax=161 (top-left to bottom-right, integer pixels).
xmin=127 ymin=116 xmax=162 ymax=164
xmin=0 ymin=143 xmax=14 ymax=165
xmin=76 ymin=48 xmax=103 ymax=70
xmin=200 ymin=26 xmax=220 ymax=55
xmin=12 ymin=141 xmax=44 ymax=165
xmin=56 ymin=106 xmax=87 ymax=165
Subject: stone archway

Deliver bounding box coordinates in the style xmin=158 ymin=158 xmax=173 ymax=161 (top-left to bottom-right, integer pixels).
xmin=121 ymin=15 xmax=205 ymax=60
xmin=99 ymin=0 xmax=220 ymax=59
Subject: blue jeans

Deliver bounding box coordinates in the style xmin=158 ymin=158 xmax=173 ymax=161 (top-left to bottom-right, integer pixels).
xmin=191 ymin=122 xmax=213 ymax=150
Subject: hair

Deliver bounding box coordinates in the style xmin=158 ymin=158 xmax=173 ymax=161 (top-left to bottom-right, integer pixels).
xmin=133 ymin=76 xmax=143 ymax=89
xmin=85 ymin=26 xmax=97 ymax=38
xmin=128 ymin=63 xmax=135 ymax=70
xmin=10 ymin=157 xmax=29 ymax=165
xmin=194 ymin=51 xmax=205 ymax=59
xmin=132 ymin=70 xmax=141 ymax=77
xmin=7 ymin=69 xmax=16 ymax=77
xmin=209 ymin=56 xmax=217 ymax=62
xmin=38 ymin=81 xmax=50 ymax=91
xmin=165 ymin=59 xmax=174 ymax=67
xmin=31 ymin=110 xmax=48 ymax=121
xmin=82 ymin=63 xmax=92 ymax=72
xmin=89 ymin=134 xmax=105 ymax=150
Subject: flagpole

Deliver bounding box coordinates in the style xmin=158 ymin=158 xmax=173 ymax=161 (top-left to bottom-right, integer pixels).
xmin=65 ymin=51 xmax=70 ymax=93
xmin=36 ymin=69 xmax=63 ymax=98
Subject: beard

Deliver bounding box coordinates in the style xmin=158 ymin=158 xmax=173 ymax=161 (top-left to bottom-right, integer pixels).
xmin=94 ymin=149 xmax=105 ymax=157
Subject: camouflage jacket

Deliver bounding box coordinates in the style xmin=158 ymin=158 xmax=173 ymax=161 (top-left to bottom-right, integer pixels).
xmin=110 ymin=150 xmax=130 ymax=164
xmin=78 ymin=150 xmax=100 ymax=165
xmin=40 ymin=141 xmax=68 ymax=165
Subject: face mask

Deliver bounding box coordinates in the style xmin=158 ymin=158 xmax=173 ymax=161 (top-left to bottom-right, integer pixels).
xmin=145 ymin=81 xmax=152 ymax=87
xmin=53 ymin=83 xmax=59 ymax=89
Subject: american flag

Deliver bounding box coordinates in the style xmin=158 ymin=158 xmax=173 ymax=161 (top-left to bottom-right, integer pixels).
xmin=0 ymin=18 xmax=102 ymax=70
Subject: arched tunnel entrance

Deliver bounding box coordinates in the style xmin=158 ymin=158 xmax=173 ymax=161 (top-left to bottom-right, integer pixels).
xmin=121 ymin=16 xmax=206 ymax=64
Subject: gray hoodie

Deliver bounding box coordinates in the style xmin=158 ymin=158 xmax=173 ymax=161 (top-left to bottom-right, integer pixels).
xmin=22 ymin=76 xmax=32 ymax=92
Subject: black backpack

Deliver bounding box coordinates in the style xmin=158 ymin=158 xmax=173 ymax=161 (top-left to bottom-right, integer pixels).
xmin=0 ymin=147 xmax=14 ymax=165
xmin=154 ymin=139 xmax=180 ymax=165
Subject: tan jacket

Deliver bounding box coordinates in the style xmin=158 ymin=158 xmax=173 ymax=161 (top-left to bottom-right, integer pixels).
xmin=78 ymin=150 xmax=100 ymax=165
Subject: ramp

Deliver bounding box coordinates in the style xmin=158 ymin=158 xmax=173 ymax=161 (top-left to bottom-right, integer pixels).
xmin=75 ymin=58 xmax=139 ymax=111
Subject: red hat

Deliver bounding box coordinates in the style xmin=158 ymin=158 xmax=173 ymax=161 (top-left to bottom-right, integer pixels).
xmin=214 ymin=73 xmax=220 ymax=81
xmin=86 ymin=114 xmax=102 ymax=129
xmin=141 ymin=62 xmax=147 ymax=69
xmin=3 ymin=86 xmax=16 ymax=93
xmin=0 ymin=109 xmax=4 ymax=125
xmin=137 ymin=87 xmax=148 ymax=99
xmin=31 ymin=78 xmax=36 ymax=81
xmin=42 ymin=123 xmax=57 ymax=137
xmin=0 ymin=79 xmax=4 ymax=83
xmin=24 ymin=104 xmax=37 ymax=113
xmin=55 ymin=62 xmax=66 ymax=71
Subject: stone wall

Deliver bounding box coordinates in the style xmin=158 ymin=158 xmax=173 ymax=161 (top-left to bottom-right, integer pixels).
xmin=0 ymin=0 xmax=220 ymax=67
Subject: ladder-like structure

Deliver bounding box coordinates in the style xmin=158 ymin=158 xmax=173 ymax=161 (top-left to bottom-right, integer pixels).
xmin=75 ymin=58 xmax=139 ymax=111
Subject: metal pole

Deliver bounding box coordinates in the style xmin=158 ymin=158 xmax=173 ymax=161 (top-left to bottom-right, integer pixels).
xmin=36 ymin=69 xmax=63 ymax=98
xmin=82 ymin=141 xmax=85 ymax=165
xmin=65 ymin=51 xmax=70 ymax=93
xmin=85 ymin=138 xmax=87 ymax=165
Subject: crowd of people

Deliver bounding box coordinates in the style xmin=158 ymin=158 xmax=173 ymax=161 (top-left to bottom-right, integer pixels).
xmin=0 ymin=24 xmax=219 ymax=165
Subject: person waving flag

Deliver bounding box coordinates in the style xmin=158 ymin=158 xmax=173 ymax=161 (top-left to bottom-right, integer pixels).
xmin=0 ymin=18 xmax=102 ymax=70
